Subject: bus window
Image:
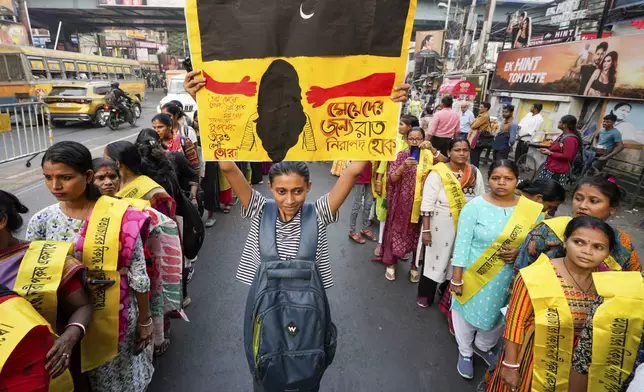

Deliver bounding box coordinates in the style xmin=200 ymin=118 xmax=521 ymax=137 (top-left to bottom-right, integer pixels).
xmin=89 ymin=63 xmax=101 ymax=79
xmin=115 ymin=66 xmax=124 ymax=79
xmin=47 ymin=60 xmax=63 ymax=79
xmin=29 ymin=58 xmax=47 ymax=79
xmin=63 ymin=61 xmax=77 ymax=79
xmin=99 ymin=64 xmax=108 ymax=74
xmin=134 ymin=67 xmax=142 ymax=79
xmin=5 ymin=54 xmax=25 ymax=81
xmin=77 ymin=62 xmax=89 ymax=80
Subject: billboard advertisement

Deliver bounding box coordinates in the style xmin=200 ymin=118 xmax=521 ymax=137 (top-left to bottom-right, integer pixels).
xmin=0 ymin=0 xmax=14 ymax=16
xmin=0 ymin=21 xmax=29 ymax=46
xmin=491 ymin=35 xmax=644 ymax=100
xmin=505 ymin=11 xmax=531 ymax=49
xmin=98 ymin=0 xmax=183 ymax=6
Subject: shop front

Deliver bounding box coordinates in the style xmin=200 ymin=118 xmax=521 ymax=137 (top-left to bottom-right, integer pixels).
xmin=490 ymin=34 xmax=644 ymax=206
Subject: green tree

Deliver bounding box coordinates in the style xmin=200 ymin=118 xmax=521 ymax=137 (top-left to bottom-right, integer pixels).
xmin=167 ymin=31 xmax=187 ymax=57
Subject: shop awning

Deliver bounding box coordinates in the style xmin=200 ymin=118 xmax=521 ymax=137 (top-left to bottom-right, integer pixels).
xmin=438 ymin=79 xmax=476 ymax=100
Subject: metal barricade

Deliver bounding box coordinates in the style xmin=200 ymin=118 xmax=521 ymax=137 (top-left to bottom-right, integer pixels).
xmin=0 ymin=102 xmax=52 ymax=167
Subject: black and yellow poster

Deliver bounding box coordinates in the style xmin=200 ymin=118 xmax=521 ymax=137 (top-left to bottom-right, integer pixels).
xmin=186 ymin=0 xmax=417 ymax=162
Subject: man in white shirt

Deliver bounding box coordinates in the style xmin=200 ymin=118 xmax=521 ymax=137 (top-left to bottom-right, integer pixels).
xmin=458 ymin=101 xmax=475 ymax=138
xmin=516 ymin=103 xmax=544 ymax=159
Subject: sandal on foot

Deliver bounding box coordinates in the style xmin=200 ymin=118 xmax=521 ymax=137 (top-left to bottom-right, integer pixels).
xmin=223 ymin=205 xmax=231 ymax=214
xmin=360 ymin=229 xmax=378 ymax=242
xmin=410 ymin=269 xmax=420 ymax=283
xmin=385 ymin=266 xmax=396 ymax=281
xmin=349 ymin=232 xmax=366 ymax=244
xmin=154 ymin=338 xmax=171 ymax=357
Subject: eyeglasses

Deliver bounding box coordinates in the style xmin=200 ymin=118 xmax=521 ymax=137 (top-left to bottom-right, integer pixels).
xmin=408 ymin=138 xmax=424 ymax=142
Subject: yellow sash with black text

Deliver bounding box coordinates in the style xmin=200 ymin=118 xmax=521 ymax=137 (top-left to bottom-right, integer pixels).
xmin=0 ymin=296 xmax=74 ymax=392
xmin=13 ymin=241 xmax=73 ymax=328
xmin=432 ymin=162 xmax=465 ymax=229
xmin=115 ymin=175 xmax=160 ymax=199
xmin=543 ymin=216 xmax=622 ymax=271
xmin=588 ymin=272 xmax=644 ymax=392
xmin=411 ymin=149 xmax=434 ymax=223
xmin=455 ymin=196 xmax=542 ymax=305
xmin=522 ymin=254 xmax=575 ymax=392
xmin=80 ymin=196 xmax=130 ymax=372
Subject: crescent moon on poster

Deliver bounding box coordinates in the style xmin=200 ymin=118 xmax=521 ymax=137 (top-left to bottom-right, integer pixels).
xmin=299 ymin=3 xmax=314 ymax=20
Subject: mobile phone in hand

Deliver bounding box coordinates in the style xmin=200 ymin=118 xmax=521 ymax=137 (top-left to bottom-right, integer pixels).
xmin=410 ymin=145 xmax=420 ymax=161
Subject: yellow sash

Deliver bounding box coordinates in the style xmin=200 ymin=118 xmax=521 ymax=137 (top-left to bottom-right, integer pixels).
xmin=80 ymin=196 xmax=129 ymax=372
xmin=0 ymin=296 xmax=74 ymax=392
xmin=588 ymin=272 xmax=644 ymax=392
xmin=433 ymin=162 xmax=465 ymax=229
xmin=522 ymin=254 xmax=575 ymax=392
xmin=123 ymin=198 xmax=151 ymax=211
xmin=115 ymin=175 xmax=160 ymax=199
xmin=14 ymin=241 xmax=72 ymax=327
xmin=455 ymin=196 xmax=542 ymax=304
xmin=543 ymin=216 xmax=622 ymax=271
xmin=411 ymin=149 xmax=434 ymax=223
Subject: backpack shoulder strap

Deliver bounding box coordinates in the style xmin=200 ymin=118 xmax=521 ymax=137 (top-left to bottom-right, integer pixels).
xmin=296 ymin=202 xmax=318 ymax=261
xmin=259 ymin=200 xmax=279 ymax=261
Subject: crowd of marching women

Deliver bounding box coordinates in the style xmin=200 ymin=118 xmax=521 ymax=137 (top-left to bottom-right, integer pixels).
xmin=333 ymin=95 xmax=643 ymax=391
xmin=1 ymin=73 xmax=643 ymax=392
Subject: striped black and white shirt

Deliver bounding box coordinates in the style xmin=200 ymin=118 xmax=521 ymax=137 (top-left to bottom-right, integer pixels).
xmin=235 ymin=190 xmax=338 ymax=289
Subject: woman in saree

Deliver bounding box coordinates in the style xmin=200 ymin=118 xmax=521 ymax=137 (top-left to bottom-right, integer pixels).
xmin=26 ymin=141 xmax=154 ymax=392
xmin=93 ymin=158 xmax=183 ymax=357
xmin=450 ymin=160 xmax=543 ymax=380
xmin=374 ymin=127 xmax=441 ymax=281
xmin=481 ymin=216 xmax=615 ymax=392
xmin=0 ymin=190 xmax=91 ymax=391
xmin=415 ymin=138 xmax=485 ymax=307
xmin=515 ymin=173 xmax=640 ymax=273
xmin=372 ymin=114 xmax=421 ymax=257
xmin=104 ymin=140 xmax=177 ymax=219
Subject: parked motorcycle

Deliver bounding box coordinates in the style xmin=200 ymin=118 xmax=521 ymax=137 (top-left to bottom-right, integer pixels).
xmin=105 ymin=98 xmax=138 ymax=131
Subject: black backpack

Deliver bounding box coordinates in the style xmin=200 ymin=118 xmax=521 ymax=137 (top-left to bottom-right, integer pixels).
xmin=175 ymin=190 xmax=204 ymax=260
xmin=244 ymin=201 xmax=337 ymax=391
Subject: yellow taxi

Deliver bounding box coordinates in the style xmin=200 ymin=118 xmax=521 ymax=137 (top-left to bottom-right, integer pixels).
xmin=43 ymin=81 xmax=140 ymax=127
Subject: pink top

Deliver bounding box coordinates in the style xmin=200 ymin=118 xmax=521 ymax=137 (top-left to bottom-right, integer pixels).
xmin=429 ymin=108 xmax=460 ymax=138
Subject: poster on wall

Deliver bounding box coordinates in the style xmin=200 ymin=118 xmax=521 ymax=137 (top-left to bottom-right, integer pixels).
xmin=186 ymin=0 xmax=417 ymax=162
xmin=414 ymin=30 xmax=444 ymax=58
xmin=491 ymin=35 xmax=644 ymax=100
xmin=604 ymin=101 xmax=644 ymax=148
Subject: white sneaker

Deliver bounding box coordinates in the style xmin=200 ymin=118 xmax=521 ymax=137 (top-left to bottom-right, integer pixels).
xmin=205 ymin=218 xmax=216 ymax=228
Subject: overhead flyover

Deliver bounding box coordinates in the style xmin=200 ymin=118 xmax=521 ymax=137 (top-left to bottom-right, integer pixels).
xmin=26 ymin=0 xmax=186 ymax=32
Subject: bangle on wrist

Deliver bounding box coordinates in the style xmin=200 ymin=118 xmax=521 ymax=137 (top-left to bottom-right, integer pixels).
xmin=422 ymin=229 xmax=431 ymax=233
xmin=450 ymin=279 xmax=463 ymax=286
xmin=138 ymin=317 xmax=153 ymax=327
xmin=502 ymin=360 xmax=520 ymax=369
xmin=65 ymin=323 xmax=86 ymax=338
